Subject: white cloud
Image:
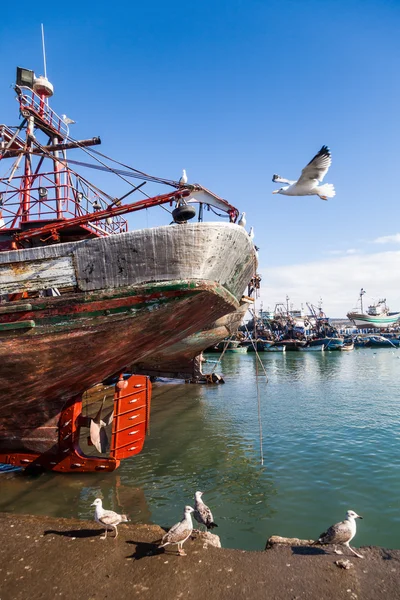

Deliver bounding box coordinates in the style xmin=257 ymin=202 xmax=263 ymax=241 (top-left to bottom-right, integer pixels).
xmin=326 ymin=248 xmax=359 ymax=256
xmin=259 ymin=250 xmax=400 ymax=317
xmin=373 ymin=233 xmax=400 ymax=244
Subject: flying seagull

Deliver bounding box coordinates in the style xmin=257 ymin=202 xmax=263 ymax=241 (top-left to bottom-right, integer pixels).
xmin=91 ymin=498 xmax=129 ymax=540
xmin=238 ymin=212 xmax=246 ymax=227
xmin=159 ymin=506 xmax=194 ymax=556
xmin=193 ymin=491 xmax=218 ymax=531
xmin=272 ymin=145 xmax=335 ymax=200
xmin=179 ymin=169 xmax=188 ymax=186
xmin=313 ymin=510 xmax=364 ymax=558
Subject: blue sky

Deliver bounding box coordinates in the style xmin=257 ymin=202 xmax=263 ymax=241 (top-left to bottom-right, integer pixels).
xmin=1 ymin=0 xmax=399 ymax=316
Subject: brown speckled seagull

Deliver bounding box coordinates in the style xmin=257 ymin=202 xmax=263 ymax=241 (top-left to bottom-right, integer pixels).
xmin=193 ymin=491 xmax=218 ymax=531
xmin=91 ymin=498 xmax=128 ymax=539
xmin=159 ymin=506 xmax=194 ymax=556
xmin=313 ymin=509 xmax=364 ymax=558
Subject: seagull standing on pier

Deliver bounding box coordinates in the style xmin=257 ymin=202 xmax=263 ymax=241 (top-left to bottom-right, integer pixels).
xmin=272 ymin=145 xmax=335 ymax=200
xmin=159 ymin=506 xmax=194 ymax=556
xmin=313 ymin=510 xmax=364 ymax=558
xmin=193 ymin=491 xmax=218 ymax=531
xmin=91 ymin=498 xmax=129 ymax=540
xmin=179 ymin=169 xmax=188 ymax=186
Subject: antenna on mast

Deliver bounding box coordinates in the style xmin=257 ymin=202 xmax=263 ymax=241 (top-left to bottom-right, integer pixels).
xmin=41 ymin=23 xmax=47 ymax=79
xmin=36 ymin=24 xmax=54 ymax=102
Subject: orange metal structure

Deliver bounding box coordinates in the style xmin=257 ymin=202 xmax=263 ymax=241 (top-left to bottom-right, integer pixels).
xmin=0 ymin=374 xmax=152 ymax=472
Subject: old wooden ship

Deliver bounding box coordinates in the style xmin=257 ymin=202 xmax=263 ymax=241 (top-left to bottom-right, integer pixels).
xmin=0 ymin=65 xmax=257 ymax=472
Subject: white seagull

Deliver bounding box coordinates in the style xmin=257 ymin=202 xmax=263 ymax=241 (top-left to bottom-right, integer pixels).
xmin=238 ymin=212 xmax=246 ymax=227
xmin=248 ymin=226 xmax=254 ymax=240
xmin=179 ymin=169 xmax=188 ymax=186
xmin=89 ymin=396 xmax=114 ymax=454
xmin=272 ymin=145 xmax=335 ymax=200
xmin=193 ymin=491 xmax=218 ymax=531
xmin=159 ymin=506 xmax=194 ymax=556
xmin=91 ymin=498 xmax=129 ymax=540
xmin=313 ymin=509 xmax=364 ymax=558
xmin=61 ymin=114 xmax=76 ymax=125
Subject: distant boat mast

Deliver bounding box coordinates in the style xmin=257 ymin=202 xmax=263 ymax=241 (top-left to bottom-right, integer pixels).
xmin=360 ymin=288 xmax=366 ymax=314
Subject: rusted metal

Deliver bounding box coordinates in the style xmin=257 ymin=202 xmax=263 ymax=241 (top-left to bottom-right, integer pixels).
xmin=0 ymin=374 xmax=151 ymax=472
xmin=0 ymin=67 xmax=255 ymax=473
xmin=110 ymin=374 xmax=152 ymax=460
xmin=13 ymin=189 xmax=191 ymax=243
xmin=2 ymin=137 xmax=101 ymax=158
xmin=0 ymin=395 xmax=119 ymax=472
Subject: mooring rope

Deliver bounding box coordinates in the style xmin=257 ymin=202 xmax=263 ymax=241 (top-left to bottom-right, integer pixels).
xmin=244 ymin=320 xmax=266 ymax=466
xmin=244 ymin=322 xmax=269 ymax=380
xmin=210 ymin=334 xmax=235 ymax=373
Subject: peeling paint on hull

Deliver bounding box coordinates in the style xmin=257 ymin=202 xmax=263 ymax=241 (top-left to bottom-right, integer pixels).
xmin=0 ymin=223 xmax=256 ymax=455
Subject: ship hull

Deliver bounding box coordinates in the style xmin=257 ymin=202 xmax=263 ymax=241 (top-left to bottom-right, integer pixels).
xmin=131 ymin=299 xmax=252 ymax=378
xmin=0 ymin=222 xmax=256 ymax=456
xmin=347 ymin=312 xmax=400 ymax=328
xmin=309 ymin=337 xmax=344 ymax=349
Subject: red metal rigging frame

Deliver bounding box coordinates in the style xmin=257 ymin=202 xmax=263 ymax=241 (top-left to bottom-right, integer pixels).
xmin=0 ymin=374 xmax=152 ymax=473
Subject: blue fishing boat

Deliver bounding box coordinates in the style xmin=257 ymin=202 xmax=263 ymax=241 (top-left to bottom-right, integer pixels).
xmin=309 ymin=337 xmax=344 ymax=350
xmin=367 ymin=336 xmax=400 ymax=348
xmin=298 ymin=344 xmax=324 ymax=352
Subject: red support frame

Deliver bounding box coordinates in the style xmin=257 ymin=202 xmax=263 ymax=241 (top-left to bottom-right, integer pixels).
xmin=0 ymin=374 xmax=152 ymax=473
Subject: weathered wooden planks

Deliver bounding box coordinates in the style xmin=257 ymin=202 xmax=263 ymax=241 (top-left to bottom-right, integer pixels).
xmin=0 ymin=256 xmax=76 ymax=293
xmin=0 ymin=223 xmax=256 ymax=299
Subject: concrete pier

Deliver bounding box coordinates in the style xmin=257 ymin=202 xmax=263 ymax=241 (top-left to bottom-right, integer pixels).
xmin=1 ymin=513 xmax=399 ymax=599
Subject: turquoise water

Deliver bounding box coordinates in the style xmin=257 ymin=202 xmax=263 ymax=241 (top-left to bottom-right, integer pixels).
xmin=1 ymin=348 xmax=400 ymax=551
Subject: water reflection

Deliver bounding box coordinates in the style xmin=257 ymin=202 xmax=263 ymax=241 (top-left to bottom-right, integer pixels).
xmin=0 ymin=471 xmax=151 ymax=523
xmin=1 ymin=349 xmax=400 ymax=550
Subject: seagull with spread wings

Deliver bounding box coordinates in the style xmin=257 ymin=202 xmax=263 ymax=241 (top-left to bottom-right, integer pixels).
xmin=272 ymin=145 xmax=335 ymax=200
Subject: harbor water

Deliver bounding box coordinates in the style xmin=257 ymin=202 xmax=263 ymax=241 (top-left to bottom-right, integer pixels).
xmin=1 ymin=348 xmax=400 ymax=551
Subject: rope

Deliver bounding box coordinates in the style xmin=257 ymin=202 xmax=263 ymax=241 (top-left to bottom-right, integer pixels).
xmin=208 ymin=205 xmax=230 ymax=218
xmin=211 ymin=334 xmax=235 ymax=373
xmin=244 ymin=323 xmax=269 ymax=380
xmin=65 ymin=135 xmax=179 ymax=188
xmin=248 ymin=297 xmax=266 ymax=466
xmin=210 ymin=296 xmax=267 ymax=466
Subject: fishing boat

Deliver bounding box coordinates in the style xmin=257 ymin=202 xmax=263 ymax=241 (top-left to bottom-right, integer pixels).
xmin=367 ymin=336 xmax=400 ymax=348
xmin=264 ymin=344 xmax=286 ymax=352
xmin=308 ymin=337 xmax=344 ymax=350
xmin=298 ymin=344 xmax=324 ymax=352
xmin=207 ymin=338 xmax=248 ymax=353
xmin=347 ymin=289 xmax=400 ymax=329
xmin=273 ymin=339 xmax=305 ymax=351
xmin=0 ymin=64 xmax=256 ymax=471
xmin=353 ymin=335 xmax=370 ymax=348
xmin=305 ymin=302 xmax=344 ymax=350
xmin=246 ymin=339 xmax=274 ymax=352
xmin=340 ymin=341 xmax=354 ymax=351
